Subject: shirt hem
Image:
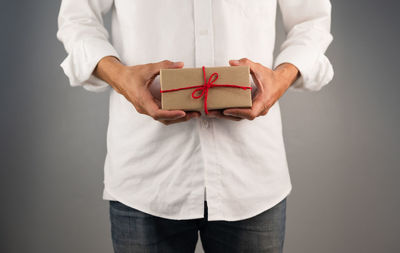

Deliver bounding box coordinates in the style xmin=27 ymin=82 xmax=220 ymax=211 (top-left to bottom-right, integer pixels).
xmin=207 ymin=184 xmax=292 ymax=221
xmin=102 ymin=186 xmax=205 ymax=221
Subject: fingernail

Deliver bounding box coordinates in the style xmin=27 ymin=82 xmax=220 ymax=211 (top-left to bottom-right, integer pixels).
xmin=173 ymin=61 xmax=184 ymax=67
xmin=230 ymin=60 xmax=239 ymax=65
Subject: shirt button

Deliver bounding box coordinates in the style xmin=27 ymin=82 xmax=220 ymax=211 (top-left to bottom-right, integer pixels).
xmin=199 ymin=29 xmax=209 ymax=36
xmin=202 ymin=119 xmax=210 ymax=129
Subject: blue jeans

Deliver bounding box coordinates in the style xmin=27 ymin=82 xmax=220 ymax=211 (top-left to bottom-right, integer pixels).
xmin=109 ymin=198 xmax=286 ymax=253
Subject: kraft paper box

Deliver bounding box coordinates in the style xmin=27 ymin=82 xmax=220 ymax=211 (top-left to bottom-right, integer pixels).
xmin=160 ymin=66 xmax=252 ymax=114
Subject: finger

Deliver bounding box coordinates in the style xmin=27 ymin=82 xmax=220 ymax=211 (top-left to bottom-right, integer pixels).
xmin=141 ymin=89 xmax=186 ymax=120
xmin=229 ymin=58 xmax=259 ymax=75
xmin=207 ymin=110 xmax=243 ymax=121
xmin=159 ymin=111 xmax=201 ymax=125
xmin=223 ymin=94 xmax=266 ymax=120
xmin=152 ymin=109 xmax=187 ymax=121
xmin=223 ymin=108 xmax=252 ymax=120
xmin=187 ymin=111 xmax=201 ymax=117
xmin=150 ymin=60 xmax=184 ymax=76
xmin=229 ymin=58 xmax=263 ymax=90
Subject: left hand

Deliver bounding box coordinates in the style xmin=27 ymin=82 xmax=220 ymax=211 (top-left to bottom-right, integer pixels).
xmin=207 ymin=58 xmax=299 ymax=121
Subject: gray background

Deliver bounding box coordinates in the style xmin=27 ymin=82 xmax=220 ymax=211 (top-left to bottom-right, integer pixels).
xmin=1 ymin=0 xmax=399 ymax=252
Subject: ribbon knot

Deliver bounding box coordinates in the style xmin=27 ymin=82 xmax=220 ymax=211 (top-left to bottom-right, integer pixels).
xmin=161 ymin=66 xmax=252 ymax=115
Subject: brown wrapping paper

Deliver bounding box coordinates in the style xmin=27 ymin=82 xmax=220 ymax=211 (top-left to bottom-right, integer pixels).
xmin=160 ymin=66 xmax=252 ymax=113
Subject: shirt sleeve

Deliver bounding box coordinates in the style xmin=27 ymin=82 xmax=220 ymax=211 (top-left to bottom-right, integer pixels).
xmin=274 ymin=0 xmax=334 ymax=91
xmin=56 ymin=0 xmax=120 ymax=92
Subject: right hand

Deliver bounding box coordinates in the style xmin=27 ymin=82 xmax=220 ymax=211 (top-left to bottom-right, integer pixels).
xmin=95 ymin=57 xmax=201 ymax=125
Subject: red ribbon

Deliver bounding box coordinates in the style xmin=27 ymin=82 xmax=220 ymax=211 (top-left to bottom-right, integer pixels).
xmin=160 ymin=66 xmax=252 ymax=114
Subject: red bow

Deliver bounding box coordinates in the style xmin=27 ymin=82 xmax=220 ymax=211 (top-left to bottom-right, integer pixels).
xmin=160 ymin=66 xmax=252 ymax=115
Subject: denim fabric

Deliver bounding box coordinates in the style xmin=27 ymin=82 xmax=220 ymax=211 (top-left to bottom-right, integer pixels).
xmin=109 ymin=198 xmax=286 ymax=253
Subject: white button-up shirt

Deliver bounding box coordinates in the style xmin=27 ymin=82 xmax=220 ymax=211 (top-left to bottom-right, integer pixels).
xmin=57 ymin=0 xmax=333 ymax=221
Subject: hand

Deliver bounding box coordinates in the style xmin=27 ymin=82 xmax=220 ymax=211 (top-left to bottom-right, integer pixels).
xmin=94 ymin=57 xmax=201 ymax=125
xmin=208 ymin=58 xmax=299 ymax=121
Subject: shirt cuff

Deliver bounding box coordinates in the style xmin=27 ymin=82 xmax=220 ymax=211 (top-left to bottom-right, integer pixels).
xmin=273 ymin=45 xmax=333 ymax=91
xmin=60 ymin=38 xmax=120 ymax=92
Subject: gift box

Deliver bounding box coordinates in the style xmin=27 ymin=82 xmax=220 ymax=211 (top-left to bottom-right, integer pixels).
xmin=160 ymin=65 xmax=252 ymax=114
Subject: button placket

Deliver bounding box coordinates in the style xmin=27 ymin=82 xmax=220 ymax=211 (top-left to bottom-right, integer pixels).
xmin=193 ymin=0 xmax=214 ymax=67
xmin=194 ymin=0 xmax=215 ymax=208
xmin=200 ymin=117 xmax=220 ymax=219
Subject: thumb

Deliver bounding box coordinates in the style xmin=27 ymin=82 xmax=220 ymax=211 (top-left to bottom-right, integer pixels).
xmin=156 ymin=60 xmax=184 ymax=70
xmin=229 ymin=58 xmax=258 ymax=76
xmin=148 ymin=60 xmax=184 ymax=77
xmin=229 ymin=59 xmax=241 ymax=66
